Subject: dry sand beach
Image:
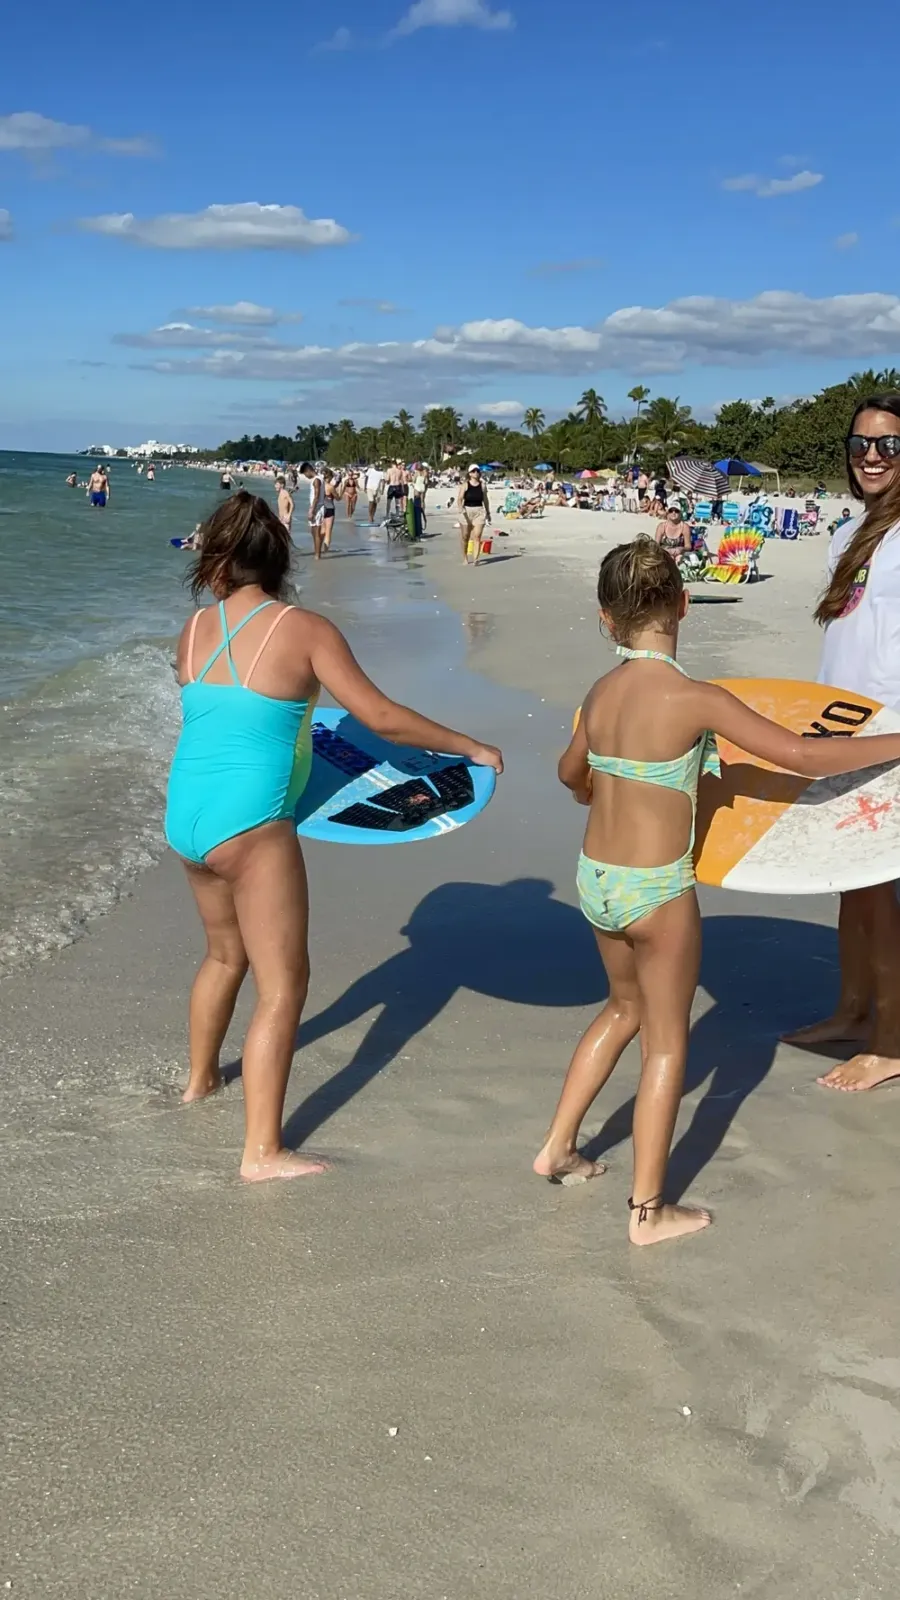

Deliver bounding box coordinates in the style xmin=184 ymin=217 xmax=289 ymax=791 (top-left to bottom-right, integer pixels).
xmin=4 ymin=500 xmax=900 ymax=1598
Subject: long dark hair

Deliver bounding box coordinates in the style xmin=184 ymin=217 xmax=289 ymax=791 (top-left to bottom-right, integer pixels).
xmin=815 ymin=393 xmax=900 ymax=624
xmin=188 ymin=491 xmax=291 ymax=601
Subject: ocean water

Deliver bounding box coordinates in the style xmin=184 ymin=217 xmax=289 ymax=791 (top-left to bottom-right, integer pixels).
xmin=0 ymin=451 xmax=262 ymax=974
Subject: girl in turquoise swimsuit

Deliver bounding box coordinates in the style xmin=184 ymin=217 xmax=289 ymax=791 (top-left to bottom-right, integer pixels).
xmin=167 ymin=492 xmax=502 ymax=1183
xmin=534 ymin=538 xmax=900 ymax=1245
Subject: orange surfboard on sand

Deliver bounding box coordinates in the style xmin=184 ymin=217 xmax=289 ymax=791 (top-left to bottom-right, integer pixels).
xmin=574 ymin=680 xmax=900 ymax=895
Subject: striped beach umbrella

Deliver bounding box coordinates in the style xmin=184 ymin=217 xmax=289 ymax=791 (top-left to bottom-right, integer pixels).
xmin=667 ymin=456 xmax=729 ymax=498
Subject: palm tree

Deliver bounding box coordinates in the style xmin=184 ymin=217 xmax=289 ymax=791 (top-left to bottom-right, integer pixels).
xmin=640 ymin=396 xmax=694 ymax=454
xmin=878 ymin=368 xmax=900 ymax=390
xmin=523 ymin=407 xmax=545 ymax=440
xmin=847 ymin=369 xmax=881 ymax=398
xmin=627 ymin=385 xmax=651 ymax=458
xmin=577 ymin=388 xmax=606 ymax=424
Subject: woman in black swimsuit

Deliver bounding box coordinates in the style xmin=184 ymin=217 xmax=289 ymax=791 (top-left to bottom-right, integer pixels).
xmin=322 ymin=471 xmax=339 ymax=551
xmin=456 ymin=465 xmax=491 ymax=565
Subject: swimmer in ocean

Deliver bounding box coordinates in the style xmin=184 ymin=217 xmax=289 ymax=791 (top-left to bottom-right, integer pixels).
xmin=87 ymin=465 xmax=110 ymax=508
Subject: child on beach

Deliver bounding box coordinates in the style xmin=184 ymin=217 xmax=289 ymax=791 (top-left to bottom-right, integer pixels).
xmin=534 ymin=538 xmax=900 ymax=1245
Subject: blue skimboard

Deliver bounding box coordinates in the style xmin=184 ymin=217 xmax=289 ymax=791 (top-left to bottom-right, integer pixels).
xmin=295 ymin=707 xmax=495 ymax=845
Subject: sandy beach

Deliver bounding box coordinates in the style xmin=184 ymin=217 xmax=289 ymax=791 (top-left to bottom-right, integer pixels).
xmin=4 ymin=502 xmax=900 ymax=1598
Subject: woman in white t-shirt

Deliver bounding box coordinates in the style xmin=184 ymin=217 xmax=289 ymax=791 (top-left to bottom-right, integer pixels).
xmin=785 ymin=395 xmax=900 ymax=1090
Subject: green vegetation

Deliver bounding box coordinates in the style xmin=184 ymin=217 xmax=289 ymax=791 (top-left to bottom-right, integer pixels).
xmin=217 ymin=370 xmax=900 ymax=480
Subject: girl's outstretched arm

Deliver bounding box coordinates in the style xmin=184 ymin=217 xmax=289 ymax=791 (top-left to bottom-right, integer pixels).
xmin=309 ymin=615 xmax=503 ymax=772
xmin=696 ymin=682 xmax=900 ymax=779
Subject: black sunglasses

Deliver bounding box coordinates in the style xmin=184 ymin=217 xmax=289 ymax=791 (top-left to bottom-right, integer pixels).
xmin=846 ymin=433 xmax=900 ymax=461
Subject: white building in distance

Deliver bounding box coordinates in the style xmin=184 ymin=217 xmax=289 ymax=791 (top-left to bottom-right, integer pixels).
xmin=82 ymin=440 xmax=200 ymax=458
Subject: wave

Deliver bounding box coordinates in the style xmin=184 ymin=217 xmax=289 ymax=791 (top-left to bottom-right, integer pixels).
xmin=0 ymin=641 xmax=180 ymax=975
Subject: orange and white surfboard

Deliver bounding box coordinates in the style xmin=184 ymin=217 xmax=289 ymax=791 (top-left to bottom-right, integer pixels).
xmin=575 ymin=680 xmax=900 ymax=895
xmin=695 ymin=679 xmax=900 ymax=894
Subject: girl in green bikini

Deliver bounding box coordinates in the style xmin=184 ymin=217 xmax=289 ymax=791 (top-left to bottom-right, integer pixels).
xmin=534 ymin=538 xmax=900 ymax=1245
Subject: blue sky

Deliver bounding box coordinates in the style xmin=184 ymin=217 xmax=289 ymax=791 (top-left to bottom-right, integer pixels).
xmin=1 ymin=0 xmax=896 ymax=450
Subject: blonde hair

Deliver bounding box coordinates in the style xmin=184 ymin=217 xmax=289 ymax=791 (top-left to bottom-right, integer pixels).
xmin=597 ymin=537 xmax=683 ymax=643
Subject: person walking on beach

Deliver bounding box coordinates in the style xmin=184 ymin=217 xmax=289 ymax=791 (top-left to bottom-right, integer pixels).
xmin=343 ymin=470 xmax=359 ymax=520
xmin=457 ymin=465 xmax=491 ymax=565
xmin=300 ymin=461 xmax=326 ymax=559
xmin=534 ymin=539 xmax=900 ymax=1242
xmin=321 ymin=469 xmax=340 ymax=552
xmin=386 ymin=460 xmax=407 ymax=517
xmin=165 ymin=491 xmax=503 ymax=1183
xmin=784 ymin=393 xmax=900 ymax=1091
xmin=365 ymin=464 xmax=384 ymax=524
xmin=275 ymin=475 xmax=294 ymax=535
xmin=87 ymin=465 xmax=110 ymax=508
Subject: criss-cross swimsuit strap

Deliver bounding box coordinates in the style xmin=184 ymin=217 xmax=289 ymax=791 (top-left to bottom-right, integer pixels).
xmin=243 ymin=606 xmax=295 ymax=689
xmin=193 ymin=600 xmax=276 ymax=685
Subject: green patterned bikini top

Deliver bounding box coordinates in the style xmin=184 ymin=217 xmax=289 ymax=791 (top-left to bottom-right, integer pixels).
xmin=586 ymin=649 xmax=721 ymax=804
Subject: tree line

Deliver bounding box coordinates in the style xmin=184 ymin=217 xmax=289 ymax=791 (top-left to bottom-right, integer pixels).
xmin=216 ymin=370 xmax=900 ymax=479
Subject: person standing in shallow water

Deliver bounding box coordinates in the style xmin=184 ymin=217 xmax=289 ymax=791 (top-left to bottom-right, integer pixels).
xmin=784 ymin=393 xmax=900 ymax=1090
xmin=164 ymin=492 xmax=503 ymax=1183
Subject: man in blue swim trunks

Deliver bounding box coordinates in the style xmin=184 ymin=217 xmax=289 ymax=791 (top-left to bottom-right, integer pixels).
xmin=87 ymin=465 xmax=110 ymax=508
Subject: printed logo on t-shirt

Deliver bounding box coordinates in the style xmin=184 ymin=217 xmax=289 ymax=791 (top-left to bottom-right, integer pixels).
xmin=839 ymin=563 xmax=870 ymax=618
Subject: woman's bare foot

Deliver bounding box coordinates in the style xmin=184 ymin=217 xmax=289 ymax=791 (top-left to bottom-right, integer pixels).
xmin=781 ymin=1013 xmax=869 ymax=1047
xmin=240 ymin=1150 xmax=330 ymax=1184
xmin=533 ymin=1143 xmax=606 ymax=1185
xmin=182 ymin=1072 xmax=222 ymax=1104
xmin=817 ymin=1053 xmax=900 ymax=1092
xmin=628 ymin=1203 xmax=711 ymax=1247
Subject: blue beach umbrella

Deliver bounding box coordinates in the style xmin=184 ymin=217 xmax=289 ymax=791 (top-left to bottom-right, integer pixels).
xmin=714 ymin=457 xmax=761 ymax=477
xmin=533 ymin=461 xmax=552 ymax=471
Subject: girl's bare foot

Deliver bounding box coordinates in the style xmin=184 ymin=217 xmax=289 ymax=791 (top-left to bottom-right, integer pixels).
xmin=817 ymin=1053 xmax=900 ymax=1092
xmin=628 ymin=1201 xmax=711 ymax=1246
xmin=781 ymin=1013 xmax=868 ymax=1047
xmin=182 ymin=1072 xmax=222 ymax=1104
xmin=240 ymin=1150 xmax=330 ymax=1184
xmin=533 ymin=1143 xmax=606 ymax=1185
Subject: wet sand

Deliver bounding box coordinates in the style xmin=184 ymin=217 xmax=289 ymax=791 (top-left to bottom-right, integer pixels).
xmin=3 ymin=508 xmax=900 ymax=1597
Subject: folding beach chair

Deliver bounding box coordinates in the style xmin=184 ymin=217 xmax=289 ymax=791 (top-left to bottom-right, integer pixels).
xmin=701 ymin=528 xmax=765 ymax=584
xmin=722 ymin=501 xmax=741 ymax=526
xmin=693 ymin=500 xmax=712 ymax=524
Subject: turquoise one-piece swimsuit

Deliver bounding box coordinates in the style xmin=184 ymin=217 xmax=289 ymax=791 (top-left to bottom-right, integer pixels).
xmin=576 ymin=648 xmax=720 ymax=933
xmin=165 ymin=600 xmax=316 ymax=865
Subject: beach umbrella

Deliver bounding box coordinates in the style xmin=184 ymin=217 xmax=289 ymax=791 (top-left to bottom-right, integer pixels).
xmin=577 ymin=469 xmax=599 ymax=479
xmin=533 ymin=462 xmax=552 ymax=471
xmin=714 ymin=457 xmax=761 ymax=477
xmin=667 ymin=456 xmax=729 ymax=498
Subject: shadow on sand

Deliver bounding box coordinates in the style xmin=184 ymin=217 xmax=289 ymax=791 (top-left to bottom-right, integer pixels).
xmin=275 ymin=881 xmax=838 ymax=1193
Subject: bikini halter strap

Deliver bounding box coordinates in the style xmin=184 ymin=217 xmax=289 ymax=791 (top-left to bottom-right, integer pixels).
xmin=616 ymin=645 xmax=688 ymax=677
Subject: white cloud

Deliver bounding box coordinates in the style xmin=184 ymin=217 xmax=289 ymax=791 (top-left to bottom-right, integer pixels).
xmin=339 ymin=297 xmax=404 ymax=313
xmin=114 ymin=322 xmax=279 ymax=350
xmin=393 ymin=0 xmax=513 ymax=34
xmin=315 ymin=25 xmax=353 ymax=49
xmin=182 ymin=301 xmax=301 ymax=326
xmin=77 ymin=202 xmax=353 ymax=251
xmin=130 ymin=291 xmax=900 ymax=401
xmin=0 ymin=209 xmax=13 ymax=241
xmin=722 ymin=169 xmax=823 ymax=198
xmin=835 ymin=232 xmax=859 ymax=251
xmin=0 ymin=111 xmax=155 ymax=157
xmin=777 ymin=154 xmax=808 ymax=170
xmin=475 ymin=400 xmax=525 ymax=417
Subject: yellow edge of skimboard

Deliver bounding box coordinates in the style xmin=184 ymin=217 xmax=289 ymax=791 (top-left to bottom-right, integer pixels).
xmin=572 ymin=679 xmax=885 ymax=890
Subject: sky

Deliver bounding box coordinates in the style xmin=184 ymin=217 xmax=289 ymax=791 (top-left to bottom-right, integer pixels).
xmin=1 ymin=0 xmax=896 ymax=451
